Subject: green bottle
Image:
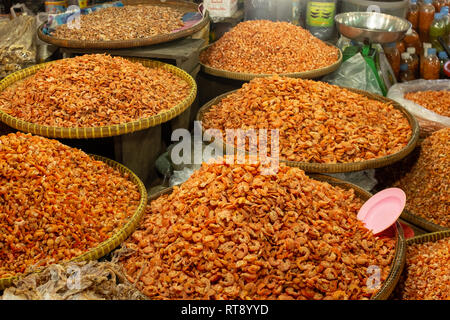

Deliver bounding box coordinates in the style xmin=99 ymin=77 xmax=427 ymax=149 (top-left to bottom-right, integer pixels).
xmin=430 ymin=12 xmax=445 ymax=52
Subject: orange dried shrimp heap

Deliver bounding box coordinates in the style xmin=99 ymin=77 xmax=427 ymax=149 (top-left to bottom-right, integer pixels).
xmin=0 ymin=54 xmax=191 ymax=128
xmin=394 ymin=128 xmax=450 ymax=228
xmin=202 ymin=76 xmax=412 ymax=163
xmin=52 ymin=5 xmax=184 ymax=41
xmin=404 ymin=90 xmax=450 ymax=117
xmin=396 ymin=238 xmax=450 ymax=300
xmin=199 ymin=20 xmax=339 ymax=74
xmin=0 ymin=132 xmax=141 ymax=279
xmin=120 ymin=160 xmax=396 ymax=300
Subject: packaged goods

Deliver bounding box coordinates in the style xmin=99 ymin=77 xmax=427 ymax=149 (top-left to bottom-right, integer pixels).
xmin=201 ymin=76 xmax=413 ymax=164
xmin=396 ymin=237 xmax=450 ymax=300
xmin=0 ymin=15 xmax=36 ymax=79
xmin=393 ymin=128 xmax=449 ymax=228
xmin=0 ymin=54 xmax=191 ymax=128
xmin=387 ymin=79 xmax=450 ymax=134
xmin=51 ymin=5 xmax=184 ymax=41
xmin=407 ymin=0 xmax=419 ymax=29
xmin=1 ymin=261 xmax=147 ymax=300
xmin=120 ymin=160 xmax=396 ymax=300
xmin=204 ymin=0 xmax=238 ymax=18
xmin=199 ymin=20 xmax=340 ymax=74
xmin=405 ymin=89 xmax=450 ymax=116
xmin=419 ymin=0 xmax=436 ymax=42
xmin=0 ymin=132 xmax=141 ymax=280
xmin=423 ymin=47 xmax=441 ymax=79
xmin=305 ymin=0 xmax=337 ymax=41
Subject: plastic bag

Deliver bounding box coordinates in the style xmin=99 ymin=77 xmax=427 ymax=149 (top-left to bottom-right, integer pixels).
xmin=322 ymin=53 xmax=383 ymax=96
xmin=387 ymin=79 xmax=450 ymax=135
xmin=0 ymin=4 xmax=36 ymax=79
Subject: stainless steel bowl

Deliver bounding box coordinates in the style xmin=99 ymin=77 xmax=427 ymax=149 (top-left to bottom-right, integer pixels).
xmin=335 ymin=12 xmax=411 ymax=44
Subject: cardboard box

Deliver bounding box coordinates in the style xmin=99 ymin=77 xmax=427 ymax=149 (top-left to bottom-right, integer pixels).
xmin=204 ymin=0 xmax=238 ymax=18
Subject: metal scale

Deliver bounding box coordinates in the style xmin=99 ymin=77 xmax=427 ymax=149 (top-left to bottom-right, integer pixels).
xmin=335 ymin=11 xmax=411 ymax=96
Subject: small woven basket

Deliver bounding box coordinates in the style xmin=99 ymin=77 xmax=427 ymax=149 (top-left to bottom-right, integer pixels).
xmin=0 ymin=155 xmax=148 ymax=290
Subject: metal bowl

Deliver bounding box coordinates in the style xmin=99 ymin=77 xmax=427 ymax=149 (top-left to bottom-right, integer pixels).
xmin=335 ymin=12 xmax=411 ymax=44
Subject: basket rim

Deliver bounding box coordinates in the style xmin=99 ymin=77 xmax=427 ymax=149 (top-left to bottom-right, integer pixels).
xmin=0 ymin=57 xmax=197 ymax=139
xmin=144 ymin=173 xmax=405 ymax=300
xmin=199 ymin=42 xmax=343 ymax=81
xmin=405 ymin=230 xmax=450 ymax=245
xmin=401 ymin=210 xmax=449 ymax=234
xmin=0 ymin=154 xmax=148 ymax=291
xmin=195 ymin=86 xmax=420 ymax=174
xmin=37 ymin=0 xmax=210 ymax=49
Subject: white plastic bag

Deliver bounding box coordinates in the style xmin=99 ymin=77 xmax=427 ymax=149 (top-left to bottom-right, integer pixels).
xmin=0 ymin=5 xmax=36 ymax=79
xmin=322 ymin=53 xmax=383 ymax=96
xmin=387 ymin=79 xmax=450 ymax=135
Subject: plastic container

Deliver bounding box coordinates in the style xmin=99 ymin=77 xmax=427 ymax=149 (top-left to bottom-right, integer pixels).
xmin=433 ymin=0 xmax=445 ymax=11
xmin=399 ymin=62 xmax=416 ymax=81
xmin=408 ymin=0 xmax=420 ymax=29
xmin=305 ymin=0 xmax=337 ymax=41
xmin=422 ymin=47 xmax=441 ymax=78
xmin=404 ymin=27 xmax=422 ymax=54
xmin=244 ymin=0 xmax=305 ymax=26
xmin=397 ymin=40 xmax=406 ymax=54
xmin=419 ymin=0 xmax=436 ymax=42
xmin=420 ymin=42 xmax=433 ymax=75
xmin=339 ymin=0 xmax=409 ymax=18
xmin=440 ymin=6 xmax=450 ymax=44
xmin=429 ymin=12 xmax=446 ymax=51
xmin=385 ymin=42 xmax=402 ymax=79
xmin=407 ymin=47 xmax=420 ymax=76
xmin=438 ymin=50 xmax=449 ymax=76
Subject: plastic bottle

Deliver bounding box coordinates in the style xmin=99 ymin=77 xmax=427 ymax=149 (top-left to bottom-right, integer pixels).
xmin=384 ymin=42 xmax=401 ymax=79
xmin=419 ymin=0 xmax=436 ymax=42
xmin=438 ymin=50 xmax=449 ymax=76
xmin=440 ymin=6 xmax=450 ymax=44
xmin=423 ymin=47 xmax=441 ymax=78
xmin=399 ymin=63 xmax=416 ymax=82
xmin=408 ymin=0 xmax=420 ymax=30
xmin=430 ymin=12 xmax=446 ymax=51
xmin=407 ymin=47 xmax=420 ymax=77
xmin=420 ymin=42 xmax=433 ymax=76
xmin=404 ymin=28 xmax=422 ymax=54
xmin=396 ymin=40 xmax=406 ymax=54
xmin=305 ymin=0 xmax=337 ymax=41
xmin=435 ymin=0 xmax=448 ymax=11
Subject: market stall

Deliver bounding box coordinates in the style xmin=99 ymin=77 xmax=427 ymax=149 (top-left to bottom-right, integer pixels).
xmin=0 ymin=0 xmax=448 ymax=302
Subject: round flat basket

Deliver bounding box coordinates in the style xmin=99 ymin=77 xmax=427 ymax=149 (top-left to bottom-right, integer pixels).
xmin=0 ymin=57 xmax=197 ymax=139
xmin=199 ymin=43 xmax=343 ymax=81
xmin=0 ymin=154 xmax=148 ymax=291
xmin=144 ymin=173 xmax=405 ymax=300
xmin=196 ymin=87 xmax=420 ymax=173
xmin=37 ymin=0 xmax=210 ymax=49
xmin=400 ymin=210 xmax=448 ymax=233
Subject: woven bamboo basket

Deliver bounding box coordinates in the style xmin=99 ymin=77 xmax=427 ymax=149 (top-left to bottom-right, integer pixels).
xmin=391 ymin=230 xmax=450 ymax=299
xmin=199 ymin=43 xmax=343 ymax=81
xmin=0 ymin=57 xmax=197 ymax=139
xmin=145 ymin=174 xmax=405 ymax=300
xmin=0 ymin=155 xmax=148 ymax=291
xmin=37 ymin=0 xmax=210 ymax=49
xmin=400 ymin=210 xmax=448 ymax=233
xmin=196 ymin=87 xmax=420 ymax=174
